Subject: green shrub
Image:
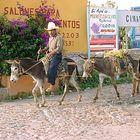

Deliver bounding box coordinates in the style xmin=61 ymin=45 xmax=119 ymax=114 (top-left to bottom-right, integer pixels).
xmin=0 ymin=0 xmax=60 ymax=75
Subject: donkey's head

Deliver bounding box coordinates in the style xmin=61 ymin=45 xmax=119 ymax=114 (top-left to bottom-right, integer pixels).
xmin=82 ymin=59 xmax=95 ymax=79
xmin=5 ymin=60 xmax=21 ymax=83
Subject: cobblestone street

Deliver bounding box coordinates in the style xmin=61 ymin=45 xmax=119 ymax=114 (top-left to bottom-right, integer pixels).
xmin=0 ymin=83 xmax=140 ymax=140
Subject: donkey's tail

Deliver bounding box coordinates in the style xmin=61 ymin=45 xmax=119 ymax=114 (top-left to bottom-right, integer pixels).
xmin=75 ymin=65 xmax=80 ymax=81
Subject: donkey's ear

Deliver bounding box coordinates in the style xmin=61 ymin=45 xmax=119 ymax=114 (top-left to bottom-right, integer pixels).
xmin=5 ymin=60 xmax=20 ymax=64
xmin=14 ymin=60 xmax=20 ymax=64
xmin=5 ymin=60 xmax=14 ymax=64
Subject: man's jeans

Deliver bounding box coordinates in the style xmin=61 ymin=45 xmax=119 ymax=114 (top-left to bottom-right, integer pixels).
xmin=47 ymin=54 xmax=62 ymax=85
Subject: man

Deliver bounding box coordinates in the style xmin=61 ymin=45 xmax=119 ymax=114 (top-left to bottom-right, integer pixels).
xmin=38 ymin=22 xmax=64 ymax=92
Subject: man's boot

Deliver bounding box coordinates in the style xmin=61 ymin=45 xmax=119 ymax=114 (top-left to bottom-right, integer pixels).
xmin=46 ymin=84 xmax=55 ymax=92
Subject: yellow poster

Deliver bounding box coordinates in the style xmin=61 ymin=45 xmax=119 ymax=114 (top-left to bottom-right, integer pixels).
xmin=0 ymin=0 xmax=87 ymax=53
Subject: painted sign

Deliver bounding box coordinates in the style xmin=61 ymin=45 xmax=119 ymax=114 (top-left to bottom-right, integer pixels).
xmin=0 ymin=0 xmax=87 ymax=54
xmin=90 ymin=7 xmax=117 ymax=35
xmin=89 ymin=7 xmax=117 ymax=52
xmin=118 ymin=10 xmax=140 ymax=27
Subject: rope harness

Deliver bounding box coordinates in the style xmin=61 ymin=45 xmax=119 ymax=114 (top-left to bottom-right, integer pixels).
xmin=17 ymin=57 xmax=80 ymax=80
xmin=18 ymin=60 xmax=42 ymax=76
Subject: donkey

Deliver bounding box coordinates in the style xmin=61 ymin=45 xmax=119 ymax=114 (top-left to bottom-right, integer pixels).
xmin=81 ymin=54 xmax=139 ymax=102
xmin=6 ymin=57 xmax=82 ymax=107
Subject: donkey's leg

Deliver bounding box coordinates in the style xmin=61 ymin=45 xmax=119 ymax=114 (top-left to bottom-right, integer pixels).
xmin=32 ymin=83 xmax=39 ymax=106
xmin=136 ymin=81 xmax=139 ymax=94
xmin=35 ymin=80 xmax=46 ymax=107
xmin=94 ymin=73 xmax=105 ymax=102
xmin=111 ymin=77 xmax=120 ymax=100
xmin=40 ymin=89 xmax=46 ymax=105
xmin=135 ymin=80 xmax=139 ymax=95
xmin=39 ymin=87 xmax=46 ymax=107
xmin=59 ymin=78 xmax=69 ymax=105
xmin=131 ymin=79 xmax=138 ymax=96
xmin=131 ymin=79 xmax=135 ymax=96
xmin=69 ymin=76 xmax=82 ymax=102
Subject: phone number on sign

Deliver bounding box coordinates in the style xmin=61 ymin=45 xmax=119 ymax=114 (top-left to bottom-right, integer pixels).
xmin=61 ymin=32 xmax=79 ymax=38
xmin=64 ymin=40 xmax=74 ymax=47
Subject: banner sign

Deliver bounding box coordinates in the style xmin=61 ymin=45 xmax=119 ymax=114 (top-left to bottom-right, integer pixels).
xmin=118 ymin=10 xmax=140 ymax=27
xmin=89 ymin=7 xmax=117 ymax=52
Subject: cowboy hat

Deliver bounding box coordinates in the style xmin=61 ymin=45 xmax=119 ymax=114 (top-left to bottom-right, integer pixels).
xmin=45 ymin=22 xmax=59 ymax=31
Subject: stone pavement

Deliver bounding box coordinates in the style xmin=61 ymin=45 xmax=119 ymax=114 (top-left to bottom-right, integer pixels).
xmin=0 ymin=84 xmax=140 ymax=140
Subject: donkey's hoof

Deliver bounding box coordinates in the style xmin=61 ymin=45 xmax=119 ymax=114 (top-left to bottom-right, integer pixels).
xmin=131 ymin=93 xmax=136 ymax=97
xmin=93 ymin=97 xmax=98 ymax=103
xmin=35 ymin=102 xmax=39 ymax=107
xmin=78 ymin=99 xmax=82 ymax=102
xmin=78 ymin=95 xmax=82 ymax=102
xmin=117 ymin=97 xmax=121 ymax=100
xmin=93 ymin=98 xmax=97 ymax=103
xmin=58 ymin=101 xmax=63 ymax=105
xmin=78 ymin=97 xmax=82 ymax=102
xmin=38 ymin=103 xmax=45 ymax=108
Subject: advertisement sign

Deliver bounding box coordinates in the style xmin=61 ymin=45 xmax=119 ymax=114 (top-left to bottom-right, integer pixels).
xmin=90 ymin=8 xmax=117 ymax=35
xmin=89 ymin=7 xmax=117 ymax=52
xmin=0 ymin=0 xmax=87 ymax=53
xmin=118 ymin=10 xmax=140 ymax=27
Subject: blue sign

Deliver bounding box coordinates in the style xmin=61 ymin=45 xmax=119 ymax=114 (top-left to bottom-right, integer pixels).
xmin=129 ymin=7 xmax=140 ymax=48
